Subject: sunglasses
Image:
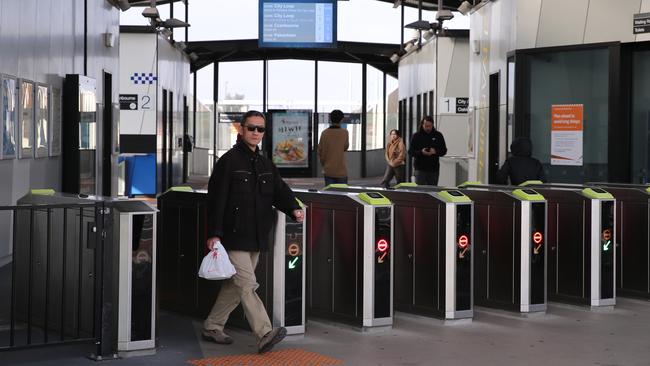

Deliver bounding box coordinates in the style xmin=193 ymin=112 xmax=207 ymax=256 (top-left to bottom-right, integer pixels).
xmin=244 ymin=125 xmax=266 ymax=133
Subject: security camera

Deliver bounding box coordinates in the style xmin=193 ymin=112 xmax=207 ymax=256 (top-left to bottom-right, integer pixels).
xmin=142 ymin=6 xmax=159 ymax=19
xmin=117 ymin=0 xmax=131 ymax=11
xmin=457 ymin=1 xmax=472 ymax=16
xmin=390 ymin=53 xmax=400 ymax=63
xmin=436 ymin=9 xmax=454 ymax=21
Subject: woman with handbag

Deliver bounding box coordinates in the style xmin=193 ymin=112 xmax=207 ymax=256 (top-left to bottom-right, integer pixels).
xmin=380 ymin=129 xmax=406 ymax=188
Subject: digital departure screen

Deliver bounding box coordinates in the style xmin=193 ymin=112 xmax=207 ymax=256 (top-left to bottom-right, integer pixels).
xmin=259 ymin=0 xmax=337 ymax=48
xmin=374 ymin=206 xmax=391 ymax=318
xmin=530 ymin=202 xmax=546 ymax=304
xmin=455 ymin=204 xmax=472 ymax=311
xmin=600 ymin=201 xmax=614 ymax=299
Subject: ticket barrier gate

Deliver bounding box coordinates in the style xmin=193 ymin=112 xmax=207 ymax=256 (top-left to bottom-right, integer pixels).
xmin=519 ymin=182 xmax=616 ymax=308
xmin=157 ymin=187 xmax=306 ymax=334
xmin=400 ymin=184 xmax=548 ymax=314
xmin=588 ymin=183 xmax=650 ymax=299
xmin=293 ymin=189 xmax=393 ymax=329
xmin=543 ymin=182 xmax=650 ymax=300
xmin=324 ymin=184 xmax=473 ymax=320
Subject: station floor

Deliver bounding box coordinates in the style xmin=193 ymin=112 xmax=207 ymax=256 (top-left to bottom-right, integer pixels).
xmin=2 ymin=297 xmax=650 ymax=366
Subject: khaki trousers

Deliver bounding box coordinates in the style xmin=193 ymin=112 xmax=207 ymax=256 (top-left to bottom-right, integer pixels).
xmin=203 ymin=250 xmax=272 ymax=340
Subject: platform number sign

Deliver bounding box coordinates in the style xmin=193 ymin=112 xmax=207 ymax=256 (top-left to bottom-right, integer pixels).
xmin=440 ymin=97 xmax=469 ymax=114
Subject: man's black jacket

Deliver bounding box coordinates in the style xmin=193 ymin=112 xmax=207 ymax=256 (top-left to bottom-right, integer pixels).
xmin=408 ymin=129 xmax=447 ymax=171
xmin=207 ymin=142 xmax=300 ymax=252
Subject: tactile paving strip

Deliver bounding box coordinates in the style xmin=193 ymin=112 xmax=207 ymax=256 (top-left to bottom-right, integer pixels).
xmin=187 ymin=348 xmax=343 ymax=366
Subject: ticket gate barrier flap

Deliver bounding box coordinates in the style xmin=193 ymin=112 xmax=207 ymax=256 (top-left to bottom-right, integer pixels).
xmin=326 ymin=186 xmax=474 ymax=320
xmin=521 ymin=184 xmax=616 ymax=307
xmin=295 ymin=190 xmax=393 ymax=328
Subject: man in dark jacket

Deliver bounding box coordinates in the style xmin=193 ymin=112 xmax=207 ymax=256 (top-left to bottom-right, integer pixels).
xmin=408 ymin=116 xmax=448 ymax=185
xmin=496 ymin=137 xmax=545 ymax=185
xmin=203 ymin=110 xmax=304 ymax=354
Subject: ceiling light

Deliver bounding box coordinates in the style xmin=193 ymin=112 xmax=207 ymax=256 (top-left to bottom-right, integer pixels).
xmin=161 ymin=18 xmax=190 ymax=28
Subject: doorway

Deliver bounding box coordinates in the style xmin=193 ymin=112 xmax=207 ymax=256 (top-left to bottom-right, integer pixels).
xmin=488 ymin=72 xmax=500 ymax=184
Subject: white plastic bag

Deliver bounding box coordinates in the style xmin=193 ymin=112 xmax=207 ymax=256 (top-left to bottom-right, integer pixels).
xmin=198 ymin=241 xmax=236 ymax=280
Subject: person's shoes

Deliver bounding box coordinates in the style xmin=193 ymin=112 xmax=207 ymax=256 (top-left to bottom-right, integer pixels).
xmin=257 ymin=327 xmax=287 ymax=354
xmin=202 ymin=329 xmax=234 ymax=345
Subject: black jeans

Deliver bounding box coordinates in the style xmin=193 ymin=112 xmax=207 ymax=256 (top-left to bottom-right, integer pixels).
xmin=415 ymin=170 xmax=439 ymax=186
xmin=380 ymin=165 xmax=405 ymax=187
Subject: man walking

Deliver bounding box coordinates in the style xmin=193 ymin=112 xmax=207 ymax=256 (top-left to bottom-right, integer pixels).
xmin=203 ymin=110 xmax=304 ymax=354
xmin=408 ymin=116 xmax=447 ymax=185
xmin=318 ymin=109 xmax=349 ymax=185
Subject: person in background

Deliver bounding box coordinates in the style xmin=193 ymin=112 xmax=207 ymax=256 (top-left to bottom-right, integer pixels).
xmin=408 ymin=116 xmax=447 ymax=185
xmin=496 ymin=137 xmax=545 ymax=185
xmin=317 ymin=109 xmax=349 ymax=186
xmin=203 ymin=110 xmax=304 ymax=354
xmin=380 ymin=129 xmax=406 ymax=188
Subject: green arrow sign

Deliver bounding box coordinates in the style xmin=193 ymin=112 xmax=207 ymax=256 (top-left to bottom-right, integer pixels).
xmin=288 ymin=257 xmax=299 ymax=269
xmin=603 ymin=240 xmax=611 ymax=251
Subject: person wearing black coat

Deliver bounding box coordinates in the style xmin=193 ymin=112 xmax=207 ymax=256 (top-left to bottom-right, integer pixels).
xmin=496 ymin=137 xmax=546 ymax=185
xmin=408 ymin=116 xmax=448 ymax=185
xmin=203 ymin=110 xmax=304 ymax=354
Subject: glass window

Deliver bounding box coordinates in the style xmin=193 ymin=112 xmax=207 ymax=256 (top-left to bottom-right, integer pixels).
xmin=195 ymin=64 xmax=214 ymax=150
xmin=631 ymin=50 xmax=650 ymax=183
xmin=19 ymin=80 xmax=34 ymax=159
xmin=317 ymin=61 xmax=361 ymax=150
xmin=35 ymin=84 xmax=49 ymax=158
xmin=216 ymin=61 xmax=263 ymax=156
xmin=50 ymin=87 xmax=61 ymax=156
xmin=268 ymin=59 xmax=315 ymax=111
xmin=506 ymin=57 xmax=515 ymax=155
xmin=366 ymin=65 xmax=384 ymax=150
xmin=1 ymin=77 xmax=17 ymax=159
xmin=386 ymin=75 xmax=398 ymax=136
xmin=188 ymin=0 xmax=258 ymax=41
xmin=526 ymin=48 xmax=609 ymax=183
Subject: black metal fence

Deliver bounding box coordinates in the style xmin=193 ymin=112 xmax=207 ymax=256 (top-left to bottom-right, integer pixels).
xmin=0 ymin=201 xmax=113 ymax=358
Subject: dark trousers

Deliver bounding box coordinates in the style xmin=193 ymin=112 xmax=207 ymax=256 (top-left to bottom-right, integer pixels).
xmin=415 ymin=170 xmax=440 ymax=186
xmin=324 ymin=176 xmax=348 ymax=186
xmin=380 ymin=165 xmax=405 ymax=187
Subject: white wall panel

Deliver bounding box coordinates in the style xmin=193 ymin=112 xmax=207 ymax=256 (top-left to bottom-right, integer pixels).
xmin=536 ymin=0 xmax=589 ymax=47
xmin=0 ymin=0 xmax=120 ymax=260
xmin=515 ymin=0 xmax=542 ymax=49
xmin=584 ymin=0 xmax=641 ymax=43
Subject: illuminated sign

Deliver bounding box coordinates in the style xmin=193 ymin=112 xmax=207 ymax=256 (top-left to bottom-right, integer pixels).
xmin=377 ymin=239 xmax=389 ymax=252
xmin=288 ymin=243 xmax=300 ymax=256
xmin=533 ymin=231 xmax=543 ymax=244
xmin=602 ymin=228 xmax=612 ymax=251
xmin=288 ymin=257 xmax=299 ymax=269
xmin=458 ymin=235 xmax=469 ymax=249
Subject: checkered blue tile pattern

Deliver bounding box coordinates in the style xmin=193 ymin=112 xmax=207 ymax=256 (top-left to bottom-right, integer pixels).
xmin=130 ymin=72 xmax=158 ymax=85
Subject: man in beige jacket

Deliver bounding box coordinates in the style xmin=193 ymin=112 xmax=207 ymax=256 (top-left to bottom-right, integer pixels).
xmin=318 ymin=109 xmax=349 ymax=186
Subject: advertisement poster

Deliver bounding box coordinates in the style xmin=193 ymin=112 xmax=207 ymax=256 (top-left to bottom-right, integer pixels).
xmin=551 ymin=104 xmax=583 ymax=166
xmin=271 ymin=111 xmax=310 ymax=168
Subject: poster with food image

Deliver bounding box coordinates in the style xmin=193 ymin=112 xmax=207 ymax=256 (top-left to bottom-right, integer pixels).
xmin=271 ymin=111 xmax=310 ymax=168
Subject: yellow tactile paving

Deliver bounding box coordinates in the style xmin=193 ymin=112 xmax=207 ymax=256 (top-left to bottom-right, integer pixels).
xmin=187 ymin=348 xmax=343 ymax=366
